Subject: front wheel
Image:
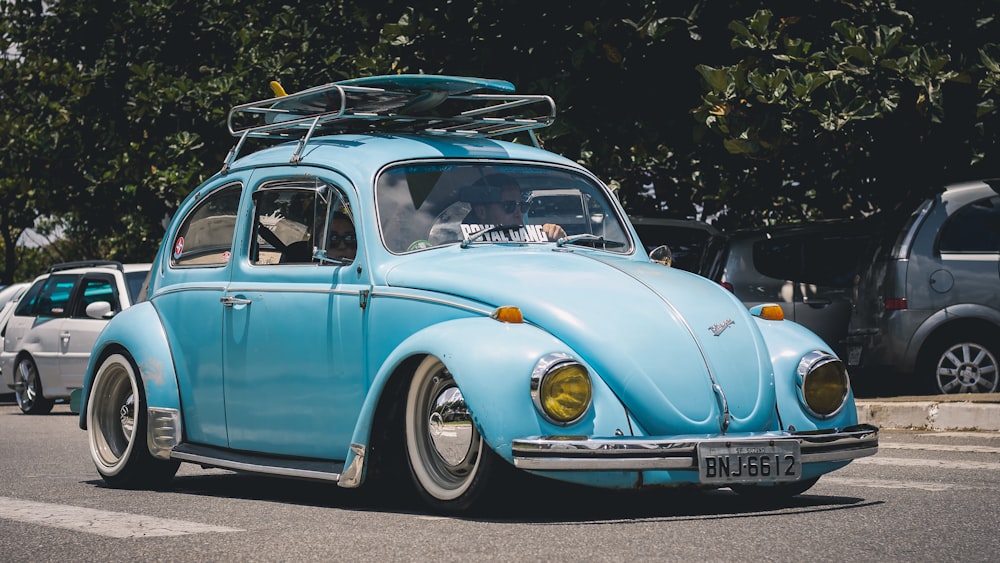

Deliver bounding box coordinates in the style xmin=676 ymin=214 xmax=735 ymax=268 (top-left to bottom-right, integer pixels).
xmin=404 ymin=356 xmax=502 ymax=514
xmin=14 ymin=357 xmax=54 ymax=415
xmin=923 ymin=332 xmax=999 ymax=394
xmin=87 ymin=352 xmax=179 ymax=489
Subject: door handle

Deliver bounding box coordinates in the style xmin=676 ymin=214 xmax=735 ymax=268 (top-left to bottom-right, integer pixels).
xmin=220 ymin=296 xmax=252 ymax=307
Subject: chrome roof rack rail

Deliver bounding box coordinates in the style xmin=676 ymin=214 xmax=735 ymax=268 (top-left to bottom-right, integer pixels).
xmin=221 ymin=79 xmax=555 ymax=171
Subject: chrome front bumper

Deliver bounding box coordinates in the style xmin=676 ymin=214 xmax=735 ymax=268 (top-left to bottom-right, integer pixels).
xmin=511 ymin=424 xmax=879 ymax=471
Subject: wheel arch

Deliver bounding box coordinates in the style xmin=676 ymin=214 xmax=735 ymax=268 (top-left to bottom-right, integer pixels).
xmin=911 ymin=309 xmax=1000 ymax=372
xmin=78 ymin=302 xmax=180 ymax=432
xmin=343 ymin=316 xmax=629 ymax=486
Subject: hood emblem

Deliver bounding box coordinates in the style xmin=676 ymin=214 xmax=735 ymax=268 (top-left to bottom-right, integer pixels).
xmin=709 ymin=319 xmax=735 ymax=336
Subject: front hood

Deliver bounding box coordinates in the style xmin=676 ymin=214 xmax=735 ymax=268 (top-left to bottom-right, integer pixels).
xmin=385 ymin=247 xmax=776 ymax=435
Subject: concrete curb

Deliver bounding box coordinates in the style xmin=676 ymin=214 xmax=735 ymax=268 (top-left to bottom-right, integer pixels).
xmin=856 ymin=399 xmax=1000 ymax=432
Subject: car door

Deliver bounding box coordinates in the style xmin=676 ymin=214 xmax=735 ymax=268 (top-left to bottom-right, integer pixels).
xmin=222 ymin=175 xmax=367 ymax=459
xmin=14 ymin=274 xmax=79 ymax=393
xmin=154 ymin=179 xmax=244 ymax=447
xmin=57 ymin=272 xmax=120 ymax=390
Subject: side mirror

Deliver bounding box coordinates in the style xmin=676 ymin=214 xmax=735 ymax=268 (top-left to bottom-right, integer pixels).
xmin=85 ymin=301 xmax=114 ymax=319
xmin=649 ymin=245 xmax=673 ymax=267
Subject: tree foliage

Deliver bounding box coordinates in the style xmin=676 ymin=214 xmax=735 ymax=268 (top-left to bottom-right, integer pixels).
xmin=1 ymin=0 xmax=997 ymax=282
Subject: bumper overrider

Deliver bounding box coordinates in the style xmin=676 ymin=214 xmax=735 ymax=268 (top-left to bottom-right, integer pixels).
xmin=511 ymin=424 xmax=878 ymax=471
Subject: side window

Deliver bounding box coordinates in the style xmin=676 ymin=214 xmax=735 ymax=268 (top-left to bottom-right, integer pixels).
xmin=939 ymin=196 xmax=1000 ymax=253
xmin=170 ymin=183 xmax=242 ymax=268
xmin=753 ymin=238 xmax=801 ymax=283
xmin=17 ymin=275 xmax=78 ymax=318
xmin=251 ymin=180 xmax=356 ymax=266
xmin=73 ymin=276 xmax=118 ymax=317
xmin=14 ymin=279 xmax=46 ymax=316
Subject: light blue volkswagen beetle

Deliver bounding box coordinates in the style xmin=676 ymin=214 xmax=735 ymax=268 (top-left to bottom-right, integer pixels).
xmin=77 ymin=75 xmax=878 ymax=514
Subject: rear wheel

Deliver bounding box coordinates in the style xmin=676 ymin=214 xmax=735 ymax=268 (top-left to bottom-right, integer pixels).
xmin=404 ymin=355 xmax=502 ymax=514
xmin=14 ymin=357 xmax=54 ymax=415
xmin=923 ymin=332 xmax=999 ymax=394
xmin=87 ymin=353 xmax=179 ymax=488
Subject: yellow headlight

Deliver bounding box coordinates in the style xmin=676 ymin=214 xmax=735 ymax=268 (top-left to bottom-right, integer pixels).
xmin=531 ymin=355 xmax=592 ymax=424
xmin=798 ymin=352 xmax=849 ymax=417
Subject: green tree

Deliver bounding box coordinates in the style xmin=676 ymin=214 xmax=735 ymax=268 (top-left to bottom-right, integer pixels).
xmin=692 ymin=1 xmax=1000 ymax=226
xmin=2 ymin=0 xmax=999 ymax=282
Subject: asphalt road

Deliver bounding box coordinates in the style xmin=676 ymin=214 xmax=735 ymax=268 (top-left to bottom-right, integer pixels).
xmin=1 ymin=401 xmax=998 ymax=562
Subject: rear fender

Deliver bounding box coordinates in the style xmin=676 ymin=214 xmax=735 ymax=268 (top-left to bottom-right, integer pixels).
xmin=347 ymin=317 xmax=630 ymax=470
xmin=78 ymin=302 xmax=179 ymax=430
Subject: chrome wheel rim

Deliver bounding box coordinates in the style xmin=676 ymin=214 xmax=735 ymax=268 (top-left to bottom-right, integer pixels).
xmin=406 ymin=358 xmax=482 ymax=501
xmin=15 ymin=360 xmax=39 ymax=411
xmin=89 ymin=358 xmax=138 ymax=472
xmin=936 ymin=342 xmax=999 ymax=394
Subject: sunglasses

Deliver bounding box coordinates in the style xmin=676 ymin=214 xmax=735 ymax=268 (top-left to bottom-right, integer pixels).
xmin=496 ymin=200 xmax=521 ymax=213
xmin=329 ymin=232 xmax=357 ymax=247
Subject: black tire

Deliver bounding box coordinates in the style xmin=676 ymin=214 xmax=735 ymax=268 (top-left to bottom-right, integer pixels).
xmin=87 ymin=352 xmax=180 ymax=489
xmin=14 ymin=356 xmax=54 ymax=415
xmin=404 ymin=355 xmax=503 ymax=515
xmin=730 ymin=477 xmax=819 ymax=500
xmin=923 ymin=332 xmax=1000 ymax=394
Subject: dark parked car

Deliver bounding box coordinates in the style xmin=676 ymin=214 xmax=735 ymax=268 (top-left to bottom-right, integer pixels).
xmin=629 ymin=217 xmax=722 ymax=275
xmin=706 ymin=220 xmax=879 ymax=359
xmin=846 ymin=179 xmax=1000 ymax=394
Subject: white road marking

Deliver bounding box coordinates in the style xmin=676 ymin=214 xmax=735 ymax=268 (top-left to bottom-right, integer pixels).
xmin=880 ymin=442 xmax=1000 ymax=454
xmin=852 ymin=456 xmax=1000 ymax=471
xmin=820 ymin=477 xmax=976 ymax=492
xmin=0 ymin=497 xmax=244 ymax=538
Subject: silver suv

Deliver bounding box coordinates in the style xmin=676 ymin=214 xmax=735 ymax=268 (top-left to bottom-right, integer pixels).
xmin=846 ymin=179 xmax=1000 ymax=394
xmin=707 ymin=220 xmax=877 ymax=359
xmin=1 ymin=261 xmax=150 ymax=413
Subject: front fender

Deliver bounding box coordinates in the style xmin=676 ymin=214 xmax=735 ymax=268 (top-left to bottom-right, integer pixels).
xmin=753 ymin=317 xmax=859 ymax=431
xmin=78 ymin=302 xmax=179 ymax=430
xmin=347 ymin=317 xmax=631 ymax=467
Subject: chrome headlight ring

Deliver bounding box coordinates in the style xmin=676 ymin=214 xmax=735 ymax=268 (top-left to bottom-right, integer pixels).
xmin=796 ymin=350 xmax=851 ymax=419
xmin=530 ymin=353 xmax=593 ymax=425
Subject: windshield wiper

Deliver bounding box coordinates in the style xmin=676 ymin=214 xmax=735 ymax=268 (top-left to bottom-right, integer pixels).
xmin=460 ymin=224 xmax=523 ymax=248
xmin=556 ymin=233 xmax=625 ymax=248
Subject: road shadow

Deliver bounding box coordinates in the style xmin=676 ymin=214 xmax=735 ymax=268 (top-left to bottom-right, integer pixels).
xmin=84 ymin=470 xmax=880 ymax=524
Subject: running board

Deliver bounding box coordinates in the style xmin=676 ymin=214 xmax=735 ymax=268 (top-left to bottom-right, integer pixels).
xmin=171 ymin=443 xmax=345 ymax=482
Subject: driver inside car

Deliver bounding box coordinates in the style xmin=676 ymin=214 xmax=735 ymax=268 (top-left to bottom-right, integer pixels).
xmin=464 ymin=174 xmax=566 ymax=241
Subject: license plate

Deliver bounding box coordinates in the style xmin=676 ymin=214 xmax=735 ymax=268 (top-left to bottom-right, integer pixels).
xmin=847 ymin=345 xmax=862 ymax=366
xmin=697 ymin=441 xmax=801 ymax=484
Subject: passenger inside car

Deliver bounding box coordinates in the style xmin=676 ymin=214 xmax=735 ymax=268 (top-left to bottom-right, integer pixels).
xmin=325 ymin=211 xmax=357 ymax=262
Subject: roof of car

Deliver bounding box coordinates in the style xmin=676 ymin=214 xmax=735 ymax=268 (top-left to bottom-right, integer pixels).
xmin=44 ymin=261 xmax=151 ymax=276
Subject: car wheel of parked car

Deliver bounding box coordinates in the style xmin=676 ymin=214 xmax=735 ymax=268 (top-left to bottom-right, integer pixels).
xmin=924 ymin=333 xmax=1000 ymax=394
xmin=729 ymin=477 xmax=819 ymax=500
xmin=87 ymin=352 xmax=179 ymax=489
xmin=14 ymin=356 xmax=54 ymax=415
xmin=405 ymin=355 xmax=501 ymax=514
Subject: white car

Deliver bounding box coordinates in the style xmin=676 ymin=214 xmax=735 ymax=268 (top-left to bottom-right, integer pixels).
xmin=1 ymin=261 xmax=150 ymax=413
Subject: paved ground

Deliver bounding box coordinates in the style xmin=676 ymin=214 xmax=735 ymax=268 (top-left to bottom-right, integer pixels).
xmin=856 ymin=393 xmax=1000 ymax=432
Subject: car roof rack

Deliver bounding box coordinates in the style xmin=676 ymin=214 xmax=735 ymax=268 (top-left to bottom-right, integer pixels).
xmin=48 ymin=260 xmax=124 ymax=273
xmin=222 ymin=74 xmax=556 ymax=172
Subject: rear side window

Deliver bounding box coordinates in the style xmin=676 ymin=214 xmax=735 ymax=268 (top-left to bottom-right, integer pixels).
xmin=938 ymin=196 xmax=1000 ymax=253
xmin=754 ymin=233 xmax=869 ymax=288
xmin=15 ymin=275 xmax=78 ymax=317
xmin=170 ymin=183 xmax=242 ymax=267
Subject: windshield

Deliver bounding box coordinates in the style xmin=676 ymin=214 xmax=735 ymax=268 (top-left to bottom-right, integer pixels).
xmin=376 ymin=162 xmax=631 ymax=253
